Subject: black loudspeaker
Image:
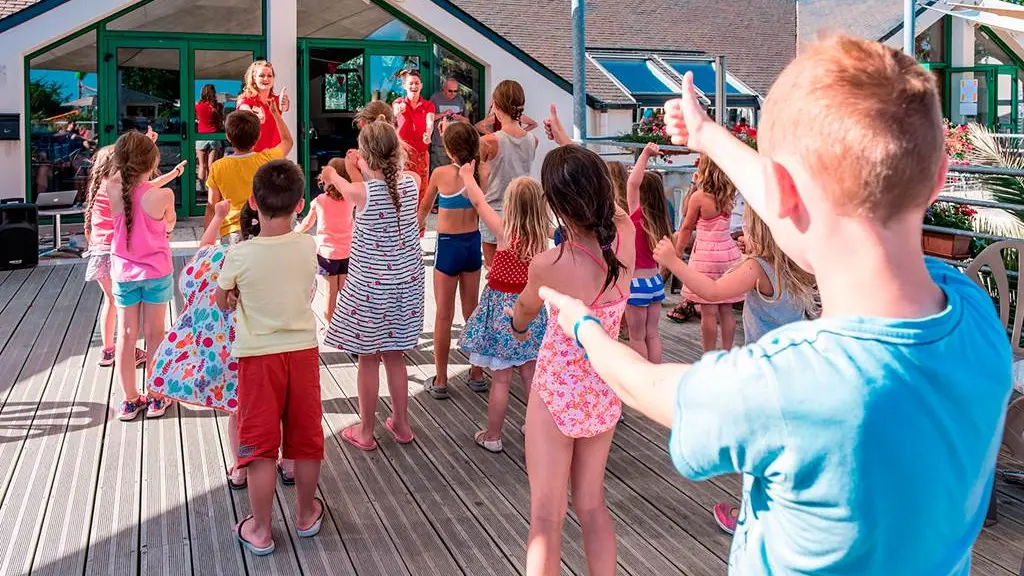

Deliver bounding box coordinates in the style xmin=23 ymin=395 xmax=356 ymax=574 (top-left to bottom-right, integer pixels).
xmin=0 ymin=198 xmax=38 ymax=270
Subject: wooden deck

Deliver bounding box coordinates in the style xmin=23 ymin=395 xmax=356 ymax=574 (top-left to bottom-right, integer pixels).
xmin=3 ymin=240 xmax=1024 ymax=575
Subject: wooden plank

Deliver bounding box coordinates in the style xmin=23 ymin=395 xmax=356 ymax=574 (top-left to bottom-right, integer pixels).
xmin=0 ymin=266 xmax=96 ymax=576
xmin=0 ymin=265 xmax=75 ymax=501
xmin=32 ymin=293 xmax=115 ymax=576
xmin=0 ymin=267 xmax=54 ymax=383
xmin=0 ymin=268 xmax=31 ymax=316
xmin=319 ymin=357 xmax=464 ymax=576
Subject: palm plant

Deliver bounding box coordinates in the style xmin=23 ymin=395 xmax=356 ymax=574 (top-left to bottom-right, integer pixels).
xmin=960 ymin=124 xmax=1024 ymax=239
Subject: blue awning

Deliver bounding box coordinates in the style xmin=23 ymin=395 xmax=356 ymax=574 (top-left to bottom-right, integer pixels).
xmin=663 ymin=60 xmax=750 ymax=95
xmin=592 ymin=57 xmax=678 ymax=96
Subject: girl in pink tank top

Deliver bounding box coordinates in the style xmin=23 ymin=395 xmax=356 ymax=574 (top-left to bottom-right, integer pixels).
xmin=107 ymin=132 xmax=178 ymax=422
xmin=506 ymin=145 xmax=636 ymax=575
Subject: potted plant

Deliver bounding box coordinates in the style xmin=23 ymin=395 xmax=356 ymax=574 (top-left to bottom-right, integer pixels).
xmin=923 ymin=202 xmax=976 ymax=258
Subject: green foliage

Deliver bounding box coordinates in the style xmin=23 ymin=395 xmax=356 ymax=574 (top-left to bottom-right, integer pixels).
xmin=121 ymin=68 xmax=179 ymax=103
xmin=29 ymin=79 xmax=66 ymax=121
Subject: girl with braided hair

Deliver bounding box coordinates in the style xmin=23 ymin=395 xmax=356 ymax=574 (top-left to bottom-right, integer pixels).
xmin=479 ymin=80 xmax=538 ymax=267
xmin=506 ymin=143 xmax=636 ymax=575
xmin=85 ymin=141 xmax=185 ymax=369
xmin=107 ymin=131 xmax=177 ymax=421
xmin=320 ymin=117 xmax=424 ymax=451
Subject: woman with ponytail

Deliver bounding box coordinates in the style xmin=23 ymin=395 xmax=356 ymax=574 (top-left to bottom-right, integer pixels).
xmin=107 ymin=131 xmax=178 ymax=421
xmin=506 ymin=144 xmax=635 ymax=575
xmin=416 ymin=122 xmax=488 ymax=399
xmin=479 ymin=80 xmax=538 ymax=267
xmin=320 ymin=118 xmax=424 ymax=451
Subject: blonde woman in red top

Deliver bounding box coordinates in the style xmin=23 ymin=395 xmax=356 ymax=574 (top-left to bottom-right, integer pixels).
xmin=393 ymin=69 xmax=435 ymax=201
xmin=237 ymin=61 xmax=290 ymax=153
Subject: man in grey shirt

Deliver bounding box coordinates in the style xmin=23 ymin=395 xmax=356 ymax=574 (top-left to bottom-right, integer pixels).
xmin=429 ymin=78 xmax=469 ymax=173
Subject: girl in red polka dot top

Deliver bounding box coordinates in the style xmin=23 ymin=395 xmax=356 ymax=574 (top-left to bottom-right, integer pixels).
xmin=457 ymin=164 xmax=549 ymax=453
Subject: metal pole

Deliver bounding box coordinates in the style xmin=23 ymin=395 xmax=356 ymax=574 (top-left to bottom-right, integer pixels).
xmin=572 ymin=0 xmax=586 ymax=139
xmin=903 ymin=0 xmax=916 ymax=56
xmin=715 ymin=55 xmax=726 ymax=125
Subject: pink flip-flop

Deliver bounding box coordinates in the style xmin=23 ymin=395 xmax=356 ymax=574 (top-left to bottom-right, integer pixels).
xmin=384 ymin=417 xmax=415 ymax=444
xmin=341 ymin=425 xmax=377 ymax=451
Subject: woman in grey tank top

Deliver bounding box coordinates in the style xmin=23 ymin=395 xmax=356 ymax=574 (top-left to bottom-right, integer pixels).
xmin=479 ymin=80 xmax=538 ymax=266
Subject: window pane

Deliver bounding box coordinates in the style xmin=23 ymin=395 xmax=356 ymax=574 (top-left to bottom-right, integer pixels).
xmin=117 ymin=48 xmax=181 ymax=134
xmin=194 ymin=50 xmax=254 ymax=205
xmin=322 ymin=55 xmax=364 ymax=112
xmin=434 ymin=44 xmax=480 ymax=122
xmin=594 ymin=58 xmax=675 ymax=94
xmin=298 ymin=0 xmax=426 ymax=41
xmin=107 ymin=0 xmax=262 ymax=35
xmin=976 ymin=30 xmax=1014 ymax=66
xmin=29 ymin=29 xmax=99 ymax=201
xmin=916 ymin=18 xmax=945 ymax=64
xmin=665 ymin=61 xmax=746 ymax=95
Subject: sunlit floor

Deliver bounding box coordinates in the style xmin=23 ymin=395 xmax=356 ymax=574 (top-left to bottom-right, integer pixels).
xmin=2 ymin=234 xmax=1023 ymax=575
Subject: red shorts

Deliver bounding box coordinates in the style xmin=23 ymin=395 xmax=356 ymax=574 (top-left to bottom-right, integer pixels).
xmin=236 ymin=347 xmax=323 ymax=468
xmin=405 ymin=147 xmax=429 ymax=202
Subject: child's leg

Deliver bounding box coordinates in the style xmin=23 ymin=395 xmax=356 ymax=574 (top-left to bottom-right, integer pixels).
xmin=228 ymin=412 xmax=246 ymax=481
xmin=282 ymin=348 xmax=324 ymax=532
xmin=352 ymin=353 xmax=382 ymax=445
xmin=570 ymin=430 xmax=617 ymax=576
xmin=698 ymin=304 xmax=719 ymax=352
xmin=240 ymin=459 xmax=276 ymax=547
xmin=644 ymin=304 xmax=663 ymax=364
xmin=718 ymin=303 xmax=737 ymax=350
xmin=480 ymin=368 xmax=513 ymax=441
xmin=116 ymin=303 xmax=142 ymax=400
xmin=324 ymin=275 xmax=341 ymax=326
xmin=432 ymin=269 xmax=460 ymax=389
xmin=97 ymin=277 xmax=116 ymax=351
xmin=457 ymin=269 xmax=485 ymax=382
xmin=382 ymin=351 xmax=413 ymax=438
xmin=141 ymin=302 xmax=168 ymax=380
xmin=525 ymin=388 xmax=573 ymax=576
xmin=518 ymin=361 xmax=536 ymax=405
xmin=624 ymin=305 xmax=648 ymax=359
xmin=293 ymin=459 xmax=323 ymax=530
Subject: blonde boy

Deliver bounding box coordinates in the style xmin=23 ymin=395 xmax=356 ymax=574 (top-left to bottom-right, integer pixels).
xmin=541 ymin=36 xmax=1012 ymax=574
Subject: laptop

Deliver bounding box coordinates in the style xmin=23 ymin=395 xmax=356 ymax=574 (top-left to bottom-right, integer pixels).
xmin=35 ymin=190 xmax=79 ymax=209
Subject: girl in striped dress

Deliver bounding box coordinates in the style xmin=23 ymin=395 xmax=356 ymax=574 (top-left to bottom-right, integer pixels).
xmin=674 ymin=154 xmax=743 ymax=351
xmin=321 ymin=118 xmax=424 ymax=451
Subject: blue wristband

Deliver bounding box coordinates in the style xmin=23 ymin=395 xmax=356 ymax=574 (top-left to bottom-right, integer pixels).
xmin=573 ymin=315 xmax=602 ymax=350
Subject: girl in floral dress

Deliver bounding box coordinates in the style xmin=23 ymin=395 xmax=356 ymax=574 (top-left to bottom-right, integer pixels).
xmin=458 ymin=167 xmax=548 ymax=453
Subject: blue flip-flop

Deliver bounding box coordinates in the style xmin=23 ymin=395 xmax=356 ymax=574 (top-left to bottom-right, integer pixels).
xmin=236 ymin=515 xmax=275 ymax=556
xmin=297 ymin=497 xmax=326 ymax=538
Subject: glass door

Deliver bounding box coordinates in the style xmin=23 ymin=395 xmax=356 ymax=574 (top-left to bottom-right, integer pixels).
xmin=103 ymin=39 xmax=190 ymax=218
xmin=365 ymin=46 xmax=431 ymax=104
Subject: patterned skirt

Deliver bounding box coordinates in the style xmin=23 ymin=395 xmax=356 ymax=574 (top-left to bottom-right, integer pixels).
xmin=461 ymin=287 xmax=546 ymax=370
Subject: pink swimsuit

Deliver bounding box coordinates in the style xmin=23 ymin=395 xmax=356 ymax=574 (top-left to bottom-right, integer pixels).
xmin=533 ymin=241 xmax=627 ymax=438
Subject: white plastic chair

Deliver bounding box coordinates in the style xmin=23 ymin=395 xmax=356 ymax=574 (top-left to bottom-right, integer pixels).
xmin=964 ymin=239 xmax=1024 ymax=359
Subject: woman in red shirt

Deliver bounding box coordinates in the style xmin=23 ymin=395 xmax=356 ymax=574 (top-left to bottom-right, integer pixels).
xmin=194 ymin=84 xmax=224 ymax=194
xmin=236 ymin=60 xmax=290 ymax=152
xmin=392 ymin=70 xmax=435 ymax=199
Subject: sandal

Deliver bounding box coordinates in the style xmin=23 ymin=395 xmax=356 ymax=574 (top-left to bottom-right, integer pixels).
xmin=384 ymin=416 xmax=415 ymax=444
xmin=235 ymin=515 xmax=275 ymax=556
xmin=667 ymin=302 xmax=696 ymax=323
xmin=297 ymin=497 xmax=326 ymax=538
xmin=227 ymin=467 xmax=248 ymax=490
xmin=423 ymin=376 xmax=450 ymax=400
xmin=341 ymin=424 xmax=377 ymax=451
xmin=277 ymin=463 xmax=295 ymax=486
xmin=467 ymin=376 xmax=490 ymax=393
xmin=474 ymin=430 xmax=503 ymax=453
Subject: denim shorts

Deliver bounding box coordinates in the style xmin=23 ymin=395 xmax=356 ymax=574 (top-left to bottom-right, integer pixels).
xmin=112 ymin=275 xmax=174 ymax=307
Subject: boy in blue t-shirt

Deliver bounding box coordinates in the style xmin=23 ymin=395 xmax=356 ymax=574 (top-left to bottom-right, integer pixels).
xmin=539 ymin=35 xmax=1012 ymax=575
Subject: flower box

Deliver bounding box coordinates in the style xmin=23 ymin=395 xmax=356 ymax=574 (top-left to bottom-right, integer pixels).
xmin=922 ymin=230 xmax=971 ymax=259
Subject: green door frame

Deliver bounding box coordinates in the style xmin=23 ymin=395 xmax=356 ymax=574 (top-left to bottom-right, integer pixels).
xmin=101 ymin=34 xmax=265 ymax=218
xmin=297 ymin=38 xmax=432 ymax=205
xmin=947 ymin=65 xmax=1019 ymax=131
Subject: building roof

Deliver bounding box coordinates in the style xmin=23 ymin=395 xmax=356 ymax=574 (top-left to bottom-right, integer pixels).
xmin=1 ymin=0 xmax=798 ymax=106
xmin=795 ymin=0 xmax=942 ymax=49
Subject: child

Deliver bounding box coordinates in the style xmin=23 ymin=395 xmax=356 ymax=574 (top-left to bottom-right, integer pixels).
xmin=480 ymin=80 xmax=538 ymax=267
xmin=149 ymin=200 xmax=260 ymax=489
xmin=297 ymin=158 xmax=354 ymax=327
xmin=321 ymin=119 xmax=423 ymax=452
xmin=416 ymin=122 xmax=487 ymax=399
xmin=216 ymin=160 xmax=322 ymax=555
xmin=675 ymin=155 xmax=742 ymax=351
xmin=107 ymin=132 xmax=177 ymax=421
xmin=459 ymin=169 xmax=548 ymax=453
xmin=507 ymin=145 xmax=636 ymax=575
xmin=207 ymin=97 xmax=293 ymax=244
xmin=538 ymin=37 xmax=1012 ymax=574
xmin=625 ymin=143 xmax=672 ymax=362
xmin=653 ymin=208 xmax=818 ymax=534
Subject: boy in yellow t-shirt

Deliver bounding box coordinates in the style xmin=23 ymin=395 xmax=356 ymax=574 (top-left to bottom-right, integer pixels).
xmin=207 ymin=99 xmax=293 ymax=243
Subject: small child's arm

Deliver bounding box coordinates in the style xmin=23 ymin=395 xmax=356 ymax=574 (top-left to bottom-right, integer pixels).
xmin=296 ymin=200 xmax=317 ymax=234
xmin=674 ymin=193 xmax=701 ymax=255
xmin=543 ymin=105 xmax=573 ymax=146
xmin=199 ymin=200 xmax=230 ymax=248
xmin=418 ymin=172 xmax=441 ymax=232
xmin=520 ymin=114 xmax=539 ymax=132
xmin=628 ymin=143 xmax=660 ymax=214
xmin=654 ymin=238 xmax=761 ymax=302
xmin=459 ymin=161 xmax=504 ymax=245
xmin=321 ymin=165 xmax=366 ymax=210
xmin=150 ymin=161 xmax=186 ymax=188
xmin=160 ymin=188 xmax=177 ymax=234
xmin=509 ymin=260 xmax=547 ymax=341
xmin=215 ymin=250 xmax=239 ymax=311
